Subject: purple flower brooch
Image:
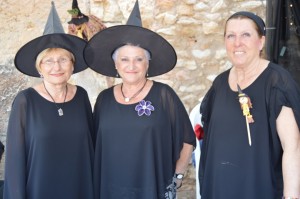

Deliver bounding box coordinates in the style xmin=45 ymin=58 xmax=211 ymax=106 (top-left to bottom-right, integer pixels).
xmin=135 ymin=100 xmax=154 ymax=116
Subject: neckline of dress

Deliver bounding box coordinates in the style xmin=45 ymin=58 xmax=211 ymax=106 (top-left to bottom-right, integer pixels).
xmin=228 ymin=61 xmax=270 ymax=93
xmin=114 ymin=81 xmax=155 ymax=106
xmin=29 ymin=86 xmax=78 ymax=105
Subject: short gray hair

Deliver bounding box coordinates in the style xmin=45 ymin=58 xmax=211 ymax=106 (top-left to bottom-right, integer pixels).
xmin=112 ymin=44 xmax=151 ymax=61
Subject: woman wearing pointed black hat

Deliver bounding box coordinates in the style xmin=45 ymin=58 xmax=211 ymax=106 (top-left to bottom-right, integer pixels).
xmin=199 ymin=11 xmax=300 ymax=199
xmin=4 ymin=2 xmax=94 ymax=199
xmin=84 ymin=1 xmax=195 ymax=199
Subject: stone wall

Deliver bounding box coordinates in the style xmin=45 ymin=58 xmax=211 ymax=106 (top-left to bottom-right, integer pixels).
xmin=0 ymin=0 xmax=266 ymax=198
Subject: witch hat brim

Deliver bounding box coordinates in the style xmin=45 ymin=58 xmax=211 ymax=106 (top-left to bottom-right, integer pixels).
xmin=14 ymin=1 xmax=88 ymax=77
xmin=15 ymin=34 xmax=87 ymax=77
xmin=84 ymin=25 xmax=177 ymax=77
xmin=83 ymin=0 xmax=177 ymax=77
xmin=68 ymin=16 xmax=89 ymax=25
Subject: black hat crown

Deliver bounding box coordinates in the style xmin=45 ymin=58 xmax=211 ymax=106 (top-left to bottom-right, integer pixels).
xmin=126 ymin=0 xmax=142 ymax=27
xmin=43 ymin=1 xmax=64 ymax=35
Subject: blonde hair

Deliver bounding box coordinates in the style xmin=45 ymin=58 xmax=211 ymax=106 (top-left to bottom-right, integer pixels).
xmin=35 ymin=48 xmax=75 ymax=73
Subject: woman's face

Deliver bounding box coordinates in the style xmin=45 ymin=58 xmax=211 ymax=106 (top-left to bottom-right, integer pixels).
xmin=224 ymin=18 xmax=265 ymax=67
xmin=115 ymin=45 xmax=149 ymax=84
xmin=39 ymin=48 xmax=74 ymax=85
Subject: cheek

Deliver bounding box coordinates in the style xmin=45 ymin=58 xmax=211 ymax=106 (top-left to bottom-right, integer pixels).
xmin=115 ymin=62 xmax=124 ymax=70
xmin=224 ymin=41 xmax=233 ymax=51
xmin=65 ymin=65 xmax=74 ymax=73
xmin=39 ymin=65 xmax=49 ymax=74
xmin=145 ymin=63 xmax=149 ymax=71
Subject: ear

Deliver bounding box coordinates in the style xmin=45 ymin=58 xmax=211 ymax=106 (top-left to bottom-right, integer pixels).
xmin=259 ymin=36 xmax=266 ymax=51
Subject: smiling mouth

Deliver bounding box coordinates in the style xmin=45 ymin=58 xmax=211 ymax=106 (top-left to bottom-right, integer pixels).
xmin=234 ymin=51 xmax=245 ymax=55
xmin=51 ymin=73 xmax=64 ymax=76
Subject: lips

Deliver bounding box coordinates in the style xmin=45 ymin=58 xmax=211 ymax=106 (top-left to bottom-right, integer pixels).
xmin=234 ymin=51 xmax=245 ymax=55
xmin=50 ymin=73 xmax=64 ymax=77
xmin=125 ymin=71 xmax=138 ymax=74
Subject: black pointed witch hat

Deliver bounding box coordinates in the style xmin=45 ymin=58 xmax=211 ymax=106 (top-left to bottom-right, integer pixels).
xmin=237 ymin=84 xmax=248 ymax=97
xmin=126 ymin=0 xmax=142 ymax=27
xmin=84 ymin=0 xmax=177 ymax=77
xmin=14 ymin=1 xmax=88 ymax=77
xmin=68 ymin=0 xmax=89 ymax=25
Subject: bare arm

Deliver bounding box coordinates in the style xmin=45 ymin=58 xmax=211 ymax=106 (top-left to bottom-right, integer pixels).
xmin=277 ymin=106 xmax=300 ymax=198
xmin=174 ymin=143 xmax=194 ymax=188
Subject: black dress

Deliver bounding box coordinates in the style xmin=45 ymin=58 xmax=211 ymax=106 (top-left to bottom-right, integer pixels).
xmin=4 ymin=86 xmax=94 ymax=199
xmin=93 ymin=81 xmax=196 ymax=199
xmin=199 ymin=63 xmax=300 ymax=199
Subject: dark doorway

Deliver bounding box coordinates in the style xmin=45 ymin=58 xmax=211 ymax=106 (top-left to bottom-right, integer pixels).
xmin=266 ymin=0 xmax=300 ymax=85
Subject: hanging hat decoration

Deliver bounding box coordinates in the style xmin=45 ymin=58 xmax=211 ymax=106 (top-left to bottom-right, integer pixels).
xmin=237 ymin=84 xmax=254 ymax=146
xmin=67 ymin=0 xmax=89 ymax=25
xmin=67 ymin=0 xmax=106 ymax=41
xmin=84 ymin=0 xmax=177 ymax=77
xmin=14 ymin=1 xmax=88 ymax=77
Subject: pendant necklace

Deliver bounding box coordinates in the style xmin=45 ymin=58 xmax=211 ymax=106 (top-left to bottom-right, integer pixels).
xmin=121 ymin=79 xmax=148 ymax=102
xmin=43 ymin=82 xmax=68 ymax=116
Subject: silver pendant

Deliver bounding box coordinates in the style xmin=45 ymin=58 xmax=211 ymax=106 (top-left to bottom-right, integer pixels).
xmin=58 ymin=108 xmax=64 ymax=116
xmin=124 ymin=97 xmax=130 ymax=102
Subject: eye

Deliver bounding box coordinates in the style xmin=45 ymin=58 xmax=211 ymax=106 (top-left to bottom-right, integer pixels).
xmin=226 ymin=34 xmax=235 ymax=40
xmin=44 ymin=59 xmax=54 ymax=65
xmin=58 ymin=57 xmax=69 ymax=64
xmin=136 ymin=57 xmax=144 ymax=62
xmin=120 ymin=57 xmax=129 ymax=62
xmin=241 ymin=32 xmax=251 ymax=38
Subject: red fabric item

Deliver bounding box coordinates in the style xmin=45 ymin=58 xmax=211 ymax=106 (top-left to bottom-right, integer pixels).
xmin=194 ymin=124 xmax=204 ymax=140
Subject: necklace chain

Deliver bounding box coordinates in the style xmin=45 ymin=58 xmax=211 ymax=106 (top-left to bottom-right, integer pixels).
xmin=43 ymin=82 xmax=68 ymax=116
xmin=121 ymin=79 xmax=148 ymax=102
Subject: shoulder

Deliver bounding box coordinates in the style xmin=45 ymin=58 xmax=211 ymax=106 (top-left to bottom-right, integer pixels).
xmin=75 ymin=85 xmax=88 ymax=95
xmin=13 ymin=88 xmax=34 ymax=103
xmin=96 ymin=86 xmax=114 ymax=101
xmin=74 ymin=86 xmax=92 ymax=104
xmin=151 ymin=81 xmax=184 ymax=108
xmin=266 ymin=62 xmax=299 ymax=89
xmin=268 ymin=62 xmax=294 ymax=78
xmin=151 ymin=81 xmax=182 ymax=102
xmin=10 ymin=88 xmax=35 ymax=112
xmin=75 ymin=85 xmax=86 ymax=92
xmin=99 ymin=86 xmax=113 ymax=96
xmin=268 ymin=62 xmax=292 ymax=81
xmin=210 ymin=69 xmax=230 ymax=88
xmin=206 ymin=69 xmax=230 ymax=92
xmin=153 ymin=81 xmax=175 ymax=94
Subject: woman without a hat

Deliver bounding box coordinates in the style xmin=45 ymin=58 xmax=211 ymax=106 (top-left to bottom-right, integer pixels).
xmin=199 ymin=11 xmax=300 ymax=199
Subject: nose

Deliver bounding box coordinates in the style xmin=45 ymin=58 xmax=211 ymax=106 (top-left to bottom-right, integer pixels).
xmin=234 ymin=36 xmax=242 ymax=46
xmin=128 ymin=59 xmax=136 ymax=70
xmin=52 ymin=61 xmax=62 ymax=70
